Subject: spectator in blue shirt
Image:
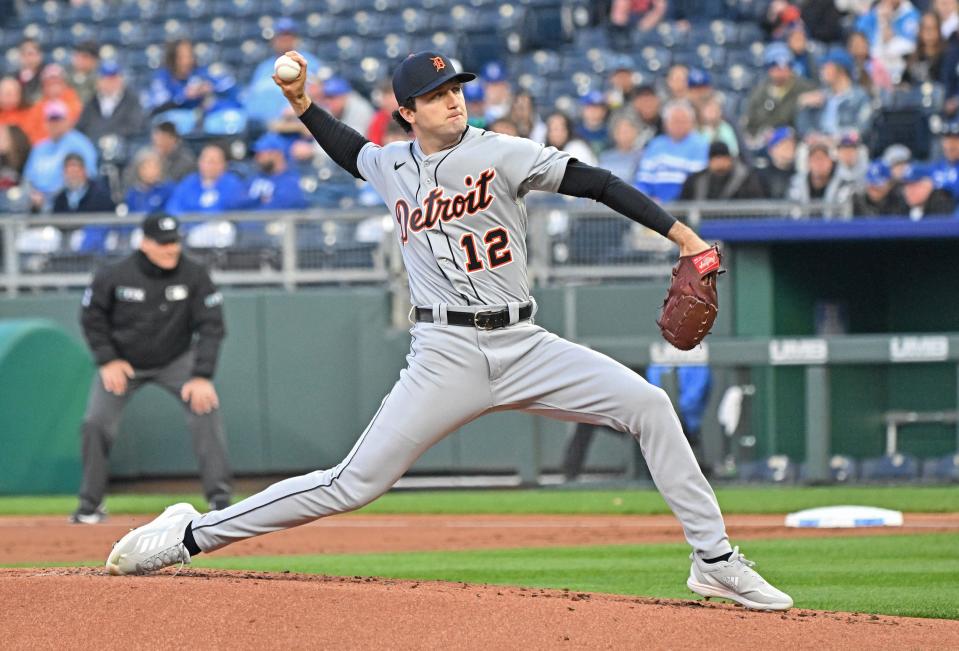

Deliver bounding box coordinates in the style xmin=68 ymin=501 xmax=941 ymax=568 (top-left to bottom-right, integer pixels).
xmin=598 ymin=114 xmax=644 ymax=181
xmin=576 ymin=90 xmax=610 ymax=155
xmin=855 ymin=0 xmax=920 ymax=83
xmin=926 ymin=120 xmax=959 ymax=198
xmin=243 ymin=132 xmax=307 ymax=211
xmin=23 ymin=100 xmax=98 ymax=210
xmin=243 ymin=18 xmax=323 ymax=127
xmin=166 ymin=144 xmax=245 ymax=215
xmin=633 ymin=100 xmax=709 ymax=202
xmin=147 ymin=40 xmax=216 ymax=133
xmin=796 ymin=48 xmax=873 ymax=137
xmin=125 ymin=151 xmax=175 ymax=214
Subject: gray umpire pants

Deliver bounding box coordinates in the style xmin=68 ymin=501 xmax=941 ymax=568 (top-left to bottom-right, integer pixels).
xmin=77 ymin=349 xmax=232 ymax=512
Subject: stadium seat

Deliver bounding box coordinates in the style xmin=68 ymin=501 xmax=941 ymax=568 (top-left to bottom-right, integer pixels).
xmin=637 ymin=46 xmax=671 ymax=74
xmin=521 ymin=4 xmax=572 ymax=51
xmin=737 ymin=455 xmax=797 ymax=483
xmin=868 ymin=109 xmax=932 ymax=160
xmin=860 ymin=454 xmax=921 ymax=481
xmin=921 ymin=453 xmax=959 ymax=481
xmin=798 ymin=455 xmax=859 ymax=483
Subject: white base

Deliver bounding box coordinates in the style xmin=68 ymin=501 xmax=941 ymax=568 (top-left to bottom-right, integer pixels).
xmin=785 ymin=505 xmax=903 ymax=528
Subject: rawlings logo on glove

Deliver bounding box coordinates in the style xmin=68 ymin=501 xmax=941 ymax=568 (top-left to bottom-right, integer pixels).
xmin=656 ymin=245 xmax=722 ymax=351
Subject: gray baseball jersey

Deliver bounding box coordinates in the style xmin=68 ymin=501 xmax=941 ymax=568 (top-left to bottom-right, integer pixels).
xmin=188 ymin=126 xmax=731 ymax=563
xmin=357 ymin=127 xmax=569 ymax=307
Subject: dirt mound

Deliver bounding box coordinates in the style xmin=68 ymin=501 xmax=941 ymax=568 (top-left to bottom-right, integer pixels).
xmin=3 ymin=568 xmax=957 ymax=650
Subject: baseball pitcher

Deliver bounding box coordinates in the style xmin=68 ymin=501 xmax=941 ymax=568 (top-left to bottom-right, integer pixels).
xmin=106 ymin=52 xmax=791 ymax=611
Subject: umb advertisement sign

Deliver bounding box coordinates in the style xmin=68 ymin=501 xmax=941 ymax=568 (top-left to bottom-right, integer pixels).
xmin=649 ymin=342 xmax=709 ymax=365
xmin=769 ymin=339 xmax=828 ymax=365
xmin=889 ymin=336 xmax=949 ymax=363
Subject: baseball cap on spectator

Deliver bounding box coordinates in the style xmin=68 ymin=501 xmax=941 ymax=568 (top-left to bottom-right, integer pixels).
xmin=838 ymin=132 xmax=860 ymax=148
xmin=463 ymin=82 xmax=484 ymax=103
xmin=580 ymin=90 xmax=606 ymax=106
xmin=253 ymin=132 xmax=288 ymax=153
xmin=631 ymin=84 xmax=657 ymax=98
xmin=275 ymin=17 xmax=298 ymax=34
xmin=323 ymin=76 xmax=351 ymax=97
xmin=610 ymin=54 xmax=635 ymax=72
xmin=43 ymin=100 xmax=68 ymax=120
xmin=763 ymin=42 xmax=794 ymax=68
xmin=688 ymin=68 xmax=712 ymax=88
xmin=865 ymin=161 xmax=891 ymax=186
xmin=142 ymin=213 xmax=181 ymax=244
xmin=709 ymin=141 xmax=732 ymax=158
xmin=99 ymin=60 xmax=121 ymax=77
xmin=821 ymin=48 xmax=854 ymax=76
xmin=481 ymin=61 xmax=507 ymax=83
xmin=807 ymin=139 xmax=832 ymax=156
xmin=41 ymin=63 xmax=66 ymax=81
xmin=882 ymin=143 xmax=912 ymax=168
xmin=767 ymin=126 xmax=795 ymax=149
xmin=900 ymin=163 xmax=932 ymax=184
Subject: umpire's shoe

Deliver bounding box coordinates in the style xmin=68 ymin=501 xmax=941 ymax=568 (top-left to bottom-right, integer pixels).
xmin=105 ymin=503 xmax=198 ymax=575
xmin=687 ymin=546 xmax=793 ymax=611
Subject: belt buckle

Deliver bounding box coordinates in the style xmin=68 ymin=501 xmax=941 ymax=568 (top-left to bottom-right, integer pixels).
xmin=473 ymin=310 xmax=498 ymax=330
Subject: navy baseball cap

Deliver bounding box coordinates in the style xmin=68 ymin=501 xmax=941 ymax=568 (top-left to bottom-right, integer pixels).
xmin=142 ymin=213 xmax=181 ymax=244
xmin=392 ymin=51 xmax=476 ymax=104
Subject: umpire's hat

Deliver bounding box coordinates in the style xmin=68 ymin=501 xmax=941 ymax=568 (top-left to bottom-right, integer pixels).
xmin=392 ymin=52 xmax=475 ymax=105
xmin=142 ymin=213 xmax=181 ymax=244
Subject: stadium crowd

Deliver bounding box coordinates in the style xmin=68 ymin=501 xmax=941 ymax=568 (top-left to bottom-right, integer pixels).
xmin=2 ymin=0 xmax=959 ymax=240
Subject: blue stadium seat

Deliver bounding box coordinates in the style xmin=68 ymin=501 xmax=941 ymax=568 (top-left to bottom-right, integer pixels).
xmin=522 ymin=3 xmax=572 ymax=51
xmin=460 ymin=32 xmax=510 ymax=72
xmin=303 ymin=13 xmax=341 ymax=40
xmin=798 ymin=455 xmax=858 ymax=482
xmin=637 ymin=46 xmax=671 ymax=74
xmin=721 ymin=64 xmax=757 ymax=93
xmin=860 ymin=454 xmax=921 ymax=481
xmin=921 ymin=453 xmax=959 ymax=481
xmin=399 ymin=7 xmax=432 ymax=34
xmin=737 ymin=455 xmax=797 ymax=483
xmin=652 ymin=21 xmax=690 ymax=49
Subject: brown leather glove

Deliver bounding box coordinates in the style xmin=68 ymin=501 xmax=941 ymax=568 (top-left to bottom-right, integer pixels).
xmin=656 ymin=245 xmax=722 ymax=350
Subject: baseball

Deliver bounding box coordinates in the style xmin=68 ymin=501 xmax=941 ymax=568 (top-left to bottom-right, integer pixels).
xmin=274 ymin=55 xmax=301 ymax=82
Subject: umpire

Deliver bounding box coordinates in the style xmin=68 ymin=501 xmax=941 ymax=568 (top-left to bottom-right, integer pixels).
xmin=71 ymin=213 xmax=232 ymax=523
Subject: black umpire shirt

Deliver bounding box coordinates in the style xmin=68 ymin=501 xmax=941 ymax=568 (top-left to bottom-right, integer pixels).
xmin=80 ymin=250 xmax=225 ymax=378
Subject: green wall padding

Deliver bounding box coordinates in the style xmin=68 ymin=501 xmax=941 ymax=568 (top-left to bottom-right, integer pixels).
xmin=0 ymin=319 xmax=91 ymax=493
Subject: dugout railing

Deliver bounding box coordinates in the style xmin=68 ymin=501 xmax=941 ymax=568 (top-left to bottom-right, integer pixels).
xmin=0 ymin=199 xmax=831 ymax=295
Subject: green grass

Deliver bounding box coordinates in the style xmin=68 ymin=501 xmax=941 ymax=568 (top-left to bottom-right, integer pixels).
xmin=186 ymin=534 xmax=959 ymax=619
xmin=1 ymin=486 xmax=957 ymax=516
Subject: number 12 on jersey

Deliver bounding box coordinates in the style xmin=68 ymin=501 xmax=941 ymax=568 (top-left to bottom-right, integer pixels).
xmin=459 ymin=228 xmax=513 ymax=273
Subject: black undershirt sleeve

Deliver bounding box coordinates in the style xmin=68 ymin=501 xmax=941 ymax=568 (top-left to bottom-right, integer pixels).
xmin=557 ymin=159 xmax=677 ymax=237
xmin=297 ymin=102 xmax=369 ymax=180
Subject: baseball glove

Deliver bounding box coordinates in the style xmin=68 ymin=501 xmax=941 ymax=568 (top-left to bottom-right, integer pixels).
xmin=656 ymin=245 xmax=722 ymax=350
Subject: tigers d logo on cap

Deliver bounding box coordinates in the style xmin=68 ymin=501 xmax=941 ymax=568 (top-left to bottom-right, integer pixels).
xmin=391 ymin=51 xmax=476 ymax=104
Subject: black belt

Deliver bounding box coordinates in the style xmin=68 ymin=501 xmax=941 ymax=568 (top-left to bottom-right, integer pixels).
xmin=415 ymin=304 xmax=533 ymax=330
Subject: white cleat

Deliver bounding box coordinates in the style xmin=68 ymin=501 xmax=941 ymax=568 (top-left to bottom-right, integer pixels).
xmin=105 ymin=503 xmax=199 ymax=576
xmin=687 ymin=546 xmax=793 ymax=611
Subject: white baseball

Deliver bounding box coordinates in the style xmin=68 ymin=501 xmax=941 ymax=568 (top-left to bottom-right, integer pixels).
xmin=274 ymin=55 xmax=301 ymax=82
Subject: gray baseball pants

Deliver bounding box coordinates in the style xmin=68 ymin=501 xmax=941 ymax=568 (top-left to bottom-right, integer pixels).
xmin=191 ymin=315 xmax=731 ymax=558
xmin=77 ymin=350 xmax=232 ymax=512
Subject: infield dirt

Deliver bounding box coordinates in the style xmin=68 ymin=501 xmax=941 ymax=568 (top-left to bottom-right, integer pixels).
xmin=2 ymin=513 xmax=958 ymax=649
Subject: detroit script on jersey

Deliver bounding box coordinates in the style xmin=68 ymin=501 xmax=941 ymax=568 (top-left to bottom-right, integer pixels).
xmin=394 ymin=168 xmax=496 ymax=244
